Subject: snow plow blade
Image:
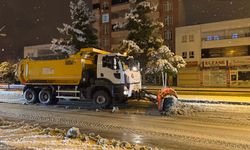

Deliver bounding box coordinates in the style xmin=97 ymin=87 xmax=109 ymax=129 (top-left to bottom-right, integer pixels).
xmin=157 ymin=88 xmax=178 ymax=111
xmin=139 ymin=87 xmax=178 ymax=112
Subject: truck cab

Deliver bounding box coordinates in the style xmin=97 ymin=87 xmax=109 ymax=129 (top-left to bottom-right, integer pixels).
xmin=96 ymin=53 xmax=141 ymax=98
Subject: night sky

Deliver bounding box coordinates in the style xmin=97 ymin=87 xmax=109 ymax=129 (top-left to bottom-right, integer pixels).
xmin=184 ymin=0 xmax=250 ymax=25
xmin=0 ymin=0 xmax=250 ymax=61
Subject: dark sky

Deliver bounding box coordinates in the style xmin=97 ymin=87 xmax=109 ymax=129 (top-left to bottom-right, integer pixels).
xmin=184 ymin=0 xmax=250 ymax=25
xmin=0 ymin=0 xmax=250 ymax=61
xmin=0 ymin=0 xmax=72 ymax=61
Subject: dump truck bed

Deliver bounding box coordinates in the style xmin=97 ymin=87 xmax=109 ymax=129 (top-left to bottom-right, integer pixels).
xmin=18 ymin=48 xmax=108 ymax=85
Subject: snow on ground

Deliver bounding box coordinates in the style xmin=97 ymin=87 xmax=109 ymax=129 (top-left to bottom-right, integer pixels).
xmin=0 ymin=84 xmax=24 ymax=89
xmin=162 ymin=98 xmax=204 ymax=116
xmin=0 ymin=118 xmax=156 ymax=150
xmin=0 ymin=90 xmax=24 ymax=104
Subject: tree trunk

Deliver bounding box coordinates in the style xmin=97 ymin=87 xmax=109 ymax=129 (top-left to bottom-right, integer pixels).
xmin=162 ymin=72 xmax=168 ymax=88
xmin=165 ymin=72 xmax=168 ymax=87
xmin=7 ymin=83 xmax=10 ymax=91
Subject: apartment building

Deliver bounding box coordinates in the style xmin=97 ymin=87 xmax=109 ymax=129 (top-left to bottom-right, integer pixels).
xmin=24 ymin=44 xmax=54 ymax=58
xmin=176 ymin=18 xmax=250 ymax=87
xmin=92 ymin=0 xmax=185 ymax=52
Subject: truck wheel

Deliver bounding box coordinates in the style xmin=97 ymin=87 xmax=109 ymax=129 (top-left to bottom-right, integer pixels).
xmin=93 ymin=90 xmax=111 ymax=109
xmin=24 ymin=88 xmax=38 ymax=104
xmin=38 ymin=89 xmax=53 ymax=105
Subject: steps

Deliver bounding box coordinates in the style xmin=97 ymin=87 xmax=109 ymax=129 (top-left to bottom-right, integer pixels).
xmin=56 ymin=86 xmax=81 ymax=100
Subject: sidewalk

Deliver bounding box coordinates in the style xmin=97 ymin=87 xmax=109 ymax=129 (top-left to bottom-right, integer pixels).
xmin=178 ymin=95 xmax=250 ymax=104
xmin=145 ymin=85 xmax=250 ymax=104
xmin=144 ymin=85 xmax=250 ymax=92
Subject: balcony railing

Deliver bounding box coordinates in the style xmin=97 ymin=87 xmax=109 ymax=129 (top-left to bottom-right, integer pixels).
xmin=202 ymin=33 xmax=250 ymax=41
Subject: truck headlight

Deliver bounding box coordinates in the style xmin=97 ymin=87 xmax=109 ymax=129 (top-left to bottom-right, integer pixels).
xmin=132 ymin=66 xmax=138 ymax=71
xmin=124 ymin=90 xmax=129 ymax=95
xmin=124 ymin=86 xmax=129 ymax=95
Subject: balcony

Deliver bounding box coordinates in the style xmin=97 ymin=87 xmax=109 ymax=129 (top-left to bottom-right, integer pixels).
xmin=111 ymin=3 xmax=130 ymax=12
xmin=202 ymin=33 xmax=250 ymax=49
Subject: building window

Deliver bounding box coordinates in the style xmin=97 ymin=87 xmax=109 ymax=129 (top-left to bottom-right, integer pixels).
xmin=214 ymin=35 xmax=220 ymax=40
xmin=164 ymin=16 xmax=173 ymax=26
xmin=102 ymin=1 xmax=109 ymax=10
xmin=189 ymin=35 xmax=194 ymax=42
xmin=111 ymin=9 xmax=128 ymax=19
xmin=93 ymin=3 xmax=100 ymax=9
xmin=163 ymin=0 xmax=173 ymax=12
xmin=182 ymin=52 xmax=187 ymax=59
xmin=111 ymin=0 xmax=129 ymax=5
xmin=165 ymin=30 xmax=172 ymax=40
xmin=202 ymin=46 xmax=249 ymax=58
xmin=189 ymin=51 xmax=194 ymax=58
xmin=207 ymin=36 xmax=213 ymax=41
xmin=238 ymin=71 xmax=250 ymax=81
xmin=231 ymin=75 xmax=237 ymax=81
xmin=182 ymin=35 xmax=187 ymax=43
xmin=27 ymin=53 xmax=34 ymax=57
xmin=232 ymin=33 xmax=238 ymax=39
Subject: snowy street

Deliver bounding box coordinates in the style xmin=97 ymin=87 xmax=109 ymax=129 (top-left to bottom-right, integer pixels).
xmin=0 ymin=90 xmax=250 ymax=149
xmin=1 ymin=0 xmax=250 ymax=149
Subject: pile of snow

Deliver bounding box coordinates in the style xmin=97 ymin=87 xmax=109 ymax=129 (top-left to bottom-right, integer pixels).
xmin=0 ymin=118 xmax=157 ymax=150
xmin=0 ymin=84 xmax=24 ymax=89
xmin=162 ymin=97 xmax=203 ymax=116
xmin=66 ymin=127 xmax=81 ymax=138
xmin=0 ymin=91 xmax=24 ymax=104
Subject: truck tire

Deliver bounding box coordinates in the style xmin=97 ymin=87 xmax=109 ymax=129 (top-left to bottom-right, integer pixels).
xmin=38 ymin=89 xmax=53 ymax=105
xmin=24 ymin=88 xmax=38 ymax=104
xmin=93 ymin=90 xmax=111 ymax=109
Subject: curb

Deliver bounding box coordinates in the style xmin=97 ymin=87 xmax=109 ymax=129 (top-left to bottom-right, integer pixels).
xmin=180 ymin=99 xmax=250 ymax=105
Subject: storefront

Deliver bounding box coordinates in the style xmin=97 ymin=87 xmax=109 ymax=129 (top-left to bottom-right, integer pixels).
xmin=201 ymin=56 xmax=250 ymax=87
xmin=177 ymin=61 xmax=202 ymax=87
xmin=228 ymin=57 xmax=250 ymax=87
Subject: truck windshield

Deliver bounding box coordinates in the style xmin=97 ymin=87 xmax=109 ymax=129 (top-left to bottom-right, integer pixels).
xmin=119 ymin=56 xmax=140 ymax=71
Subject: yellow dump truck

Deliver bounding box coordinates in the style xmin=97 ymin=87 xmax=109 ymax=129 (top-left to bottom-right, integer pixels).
xmin=18 ymin=48 xmax=141 ymax=108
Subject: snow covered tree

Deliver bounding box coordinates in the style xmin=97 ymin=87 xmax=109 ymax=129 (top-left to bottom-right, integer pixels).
xmin=115 ymin=0 xmax=186 ymax=86
xmin=147 ymin=46 xmax=186 ymax=87
xmin=0 ymin=62 xmax=17 ymax=89
xmin=51 ymin=0 xmax=98 ymax=54
xmin=115 ymin=0 xmax=162 ymax=68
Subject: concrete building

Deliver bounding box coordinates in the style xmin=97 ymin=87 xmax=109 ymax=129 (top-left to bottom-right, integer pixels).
xmin=92 ymin=0 xmax=185 ymax=52
xmin=24 ymin=44 xmax=54 ymax=58
xmin=176 ymin=18 xmax=250 ymax=87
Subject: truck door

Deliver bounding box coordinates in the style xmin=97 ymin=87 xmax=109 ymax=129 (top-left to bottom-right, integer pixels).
xmin=97 ymin=55 xmax=124 ymax=84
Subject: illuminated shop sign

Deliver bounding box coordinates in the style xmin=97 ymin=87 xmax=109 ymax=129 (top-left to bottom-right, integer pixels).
xmin=203 ymin=60 xmax=227 ymax=67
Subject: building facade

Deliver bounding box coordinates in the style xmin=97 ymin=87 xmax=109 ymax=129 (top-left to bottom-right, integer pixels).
xmin=24 ymin=44 xmax=54 ymax=58
xmin=176 ymin=18 xmax=250 ymax=87
xmin=92 ymin=0 xmax=185 ymax=52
